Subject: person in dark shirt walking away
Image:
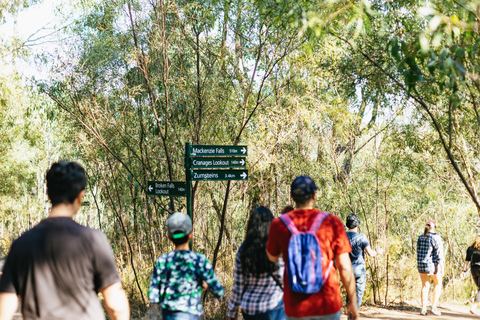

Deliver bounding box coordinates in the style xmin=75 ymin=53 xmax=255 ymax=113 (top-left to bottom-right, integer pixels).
xmin=460 ymin=234 xmax=480 ymax=315
xmin=228 ymin=206 xmax=285 ymax=320
xmin=148 ymin=212 xmax=224 ymax=320
xmin=345 ymin=214 xmax=383 ymax=310
xmin=0 ymin=161 xmax=130 ymax=320
xmin=417 ymin=219 xmax=442 ymax=316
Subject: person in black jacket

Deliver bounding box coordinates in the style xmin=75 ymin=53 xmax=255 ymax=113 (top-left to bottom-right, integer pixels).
xmin=461 ymin=234 xmax=480 ymax=315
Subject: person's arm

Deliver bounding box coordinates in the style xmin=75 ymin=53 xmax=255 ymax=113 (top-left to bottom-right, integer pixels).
xmin=336 ymin=252 xmax=359 ymax=320
xmin=431 ymin=237 xmax=440 ymax=274
xmin=100 ymin=282 xmax=130 ymax=320
xmin=0 ymin=293 xmax=18 ymax=320
xmin=365 ymin=245 xmax=383 ymax=257
xmin=461 ymin=261 xmax=470 ymax=279
xmin=201 ymin=257 xmax=224 ymax=298
xmin=267 ymin=250 xmax=280 ymax=263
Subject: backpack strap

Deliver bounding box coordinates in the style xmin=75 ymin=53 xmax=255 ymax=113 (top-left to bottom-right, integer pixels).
xmin=308 ymin=211 xmax=334 ymax=282
xmin=308 ymin=211 xmax=330 ymax=234
xmin=279 ymin=213 xmax=299 ymax=234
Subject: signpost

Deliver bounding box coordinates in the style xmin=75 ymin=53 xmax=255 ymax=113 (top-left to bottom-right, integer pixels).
xmin=190 ymin=157 xmax=246 ymax=169
xmin=147 ymin=181 xmax=187 ymax=197
xmin=185 ymin=142 xmax=248 ymax=223
xmin=191 ymin=169 xmax=248 ymax=181
xmin=190 ymin=145 xmax=247 ymax=157
xmin=147 ymin=142 xmax=249 ymax=249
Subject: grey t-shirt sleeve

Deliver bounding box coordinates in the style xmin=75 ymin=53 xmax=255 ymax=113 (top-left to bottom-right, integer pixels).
xmin=91 ymin=230 xmax=121 ymax=292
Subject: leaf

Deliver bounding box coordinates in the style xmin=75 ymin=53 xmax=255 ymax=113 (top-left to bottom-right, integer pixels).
xmin=444 ymin=57 xmax=454 ymax=69
xmin=427 ymin=60 xmax=437 ymax=75
xmin=455 ymin=47 xmax=465 ymax=59
xmin=455 ymin=60 xmax=466 ymax=73
xmin=419 ymin=35 xmax=429 ymax=54
xmin=387 ymin=37 xmax=400 ymax=61
xmin=439 ymin=48 xmax=448 ymax=61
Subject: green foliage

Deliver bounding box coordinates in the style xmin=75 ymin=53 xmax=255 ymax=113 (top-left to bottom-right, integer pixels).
xmin=4 ymin=0 xmax=480 ymax=315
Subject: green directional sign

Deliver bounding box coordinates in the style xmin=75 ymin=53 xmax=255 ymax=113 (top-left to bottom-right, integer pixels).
xmin=190 ymin=145 xmax=247 ymax=157
xmin=190 ymin=157 xmax=246 ymax=169
xmin=191 ymin=169 xmax=248 ymax=181
xmin=147 ymin=181 xmax=187 ymax=197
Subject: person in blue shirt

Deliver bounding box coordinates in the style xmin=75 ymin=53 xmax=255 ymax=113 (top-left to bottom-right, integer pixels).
xmin=345 ymin=214 xmax=383 ymax=310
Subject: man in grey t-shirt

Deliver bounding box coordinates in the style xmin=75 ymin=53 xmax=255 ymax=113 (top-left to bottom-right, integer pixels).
xmin=0 ymin=161 xmax=130 ymax=320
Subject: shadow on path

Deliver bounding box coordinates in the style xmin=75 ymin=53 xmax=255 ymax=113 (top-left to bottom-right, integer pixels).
xmin=340 ymin=304 xmax=479 ymax=320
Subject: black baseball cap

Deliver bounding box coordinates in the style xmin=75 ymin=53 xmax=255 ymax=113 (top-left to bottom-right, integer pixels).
xmin=291 ymin=175 xmax=319 ymax=196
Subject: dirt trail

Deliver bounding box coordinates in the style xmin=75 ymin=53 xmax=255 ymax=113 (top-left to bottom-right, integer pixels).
xmin=340 ymin=304 xmax=479 ymax=320
xmin=11 ymin=304 xmax=479 ymax=319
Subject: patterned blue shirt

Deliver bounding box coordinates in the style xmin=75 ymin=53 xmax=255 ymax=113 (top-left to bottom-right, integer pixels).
xmin=347 ymin=232 xmax=370 ymax=267
xmin=227 ymin=245 xmax=284 ymax=318
xmin=417 ymin=233 xmax=440 ymax=274
xmin=148 ymin=250 xmax=224 ymax=315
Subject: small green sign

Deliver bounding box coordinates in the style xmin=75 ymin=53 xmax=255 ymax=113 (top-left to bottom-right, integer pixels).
xmin=190 ymin=145 xmax=247 ymax=157
xmin=147 ymin=181 xmax=187 ymax=197
xmin=191 ymin=170 xmax=248 ymax=181
xmin=190 ymin=157 xmax=246 ymax=169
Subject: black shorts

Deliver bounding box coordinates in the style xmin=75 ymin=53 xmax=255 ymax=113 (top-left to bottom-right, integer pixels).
xmin=471 ymin=267 xmax=480 ymax=288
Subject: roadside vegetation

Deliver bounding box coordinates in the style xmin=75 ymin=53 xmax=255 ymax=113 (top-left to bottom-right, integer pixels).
xmin=2 ymin=0 xmax=480 ymax=317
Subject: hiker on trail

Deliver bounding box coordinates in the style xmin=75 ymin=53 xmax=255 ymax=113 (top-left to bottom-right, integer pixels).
xmin=345 ymin=214 xmax=383 ymax=309
xmin=148 ymin=212 xmax=224 ymax=320
xmin=227 ymin=206 xmax=285 ymax=320
xmin=0 ymin=161 xmax=130 ymax=320
xmin=417 ymin=219 xmax=444 ymax=316
xmin=460 ymin=234 xmax=480 ymax=315
xmin=266 ymin=175 xmax=358 ymax=320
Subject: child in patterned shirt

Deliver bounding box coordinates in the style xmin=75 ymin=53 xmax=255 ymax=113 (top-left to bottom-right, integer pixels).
xmin=148 ymin=212 xmax=224 ymax=320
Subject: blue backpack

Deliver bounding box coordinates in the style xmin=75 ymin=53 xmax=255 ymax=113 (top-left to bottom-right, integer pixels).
xmin=280 ymin=211 xmax=333 ymax=293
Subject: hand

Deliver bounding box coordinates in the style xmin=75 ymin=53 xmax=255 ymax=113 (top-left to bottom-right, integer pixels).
xmin=461 ymin=271 xmax=466 ymax=280
xmin=434 ymin=264 xmax=438 ymax=275
xmin=202 ymin=281 xmax=208 ymax=290
xmin=438 ymin=264 xmax=444 ymax=277
xmin=347 ymin=301 xmax=359 ymax=320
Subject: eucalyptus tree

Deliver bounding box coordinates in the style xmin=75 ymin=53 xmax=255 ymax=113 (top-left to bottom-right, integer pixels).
xmin=42 ymin=0 xmax=303 ymax=308
xmin=267 ymin=0 xmax=480 ymax=215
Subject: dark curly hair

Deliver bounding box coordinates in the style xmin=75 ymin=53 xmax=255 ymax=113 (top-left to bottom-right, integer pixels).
xmin=240 ymin=206 xmax=278 ymax=275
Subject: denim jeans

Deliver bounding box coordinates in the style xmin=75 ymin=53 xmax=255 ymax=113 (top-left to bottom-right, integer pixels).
xmin=242 ymin=300 xmax=286 ymax=320
xmin=346 ymin=264 xmax=366 ymax=310
xmin=286 ymin=311 xmax=341 ymax=320
xmin=162 ymin=309 xmax=200 ymax=320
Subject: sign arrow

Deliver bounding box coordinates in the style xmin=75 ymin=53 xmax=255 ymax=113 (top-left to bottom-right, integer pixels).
xmin=240 ymin=172 xmax=247 ymax=179
xmin=147 ymin=181 xmax=186 ymax=197
xmin=240 ymin=159 xmax=245 ymax=166
xmin=241 ymin=147 xmax=246 ymax=154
